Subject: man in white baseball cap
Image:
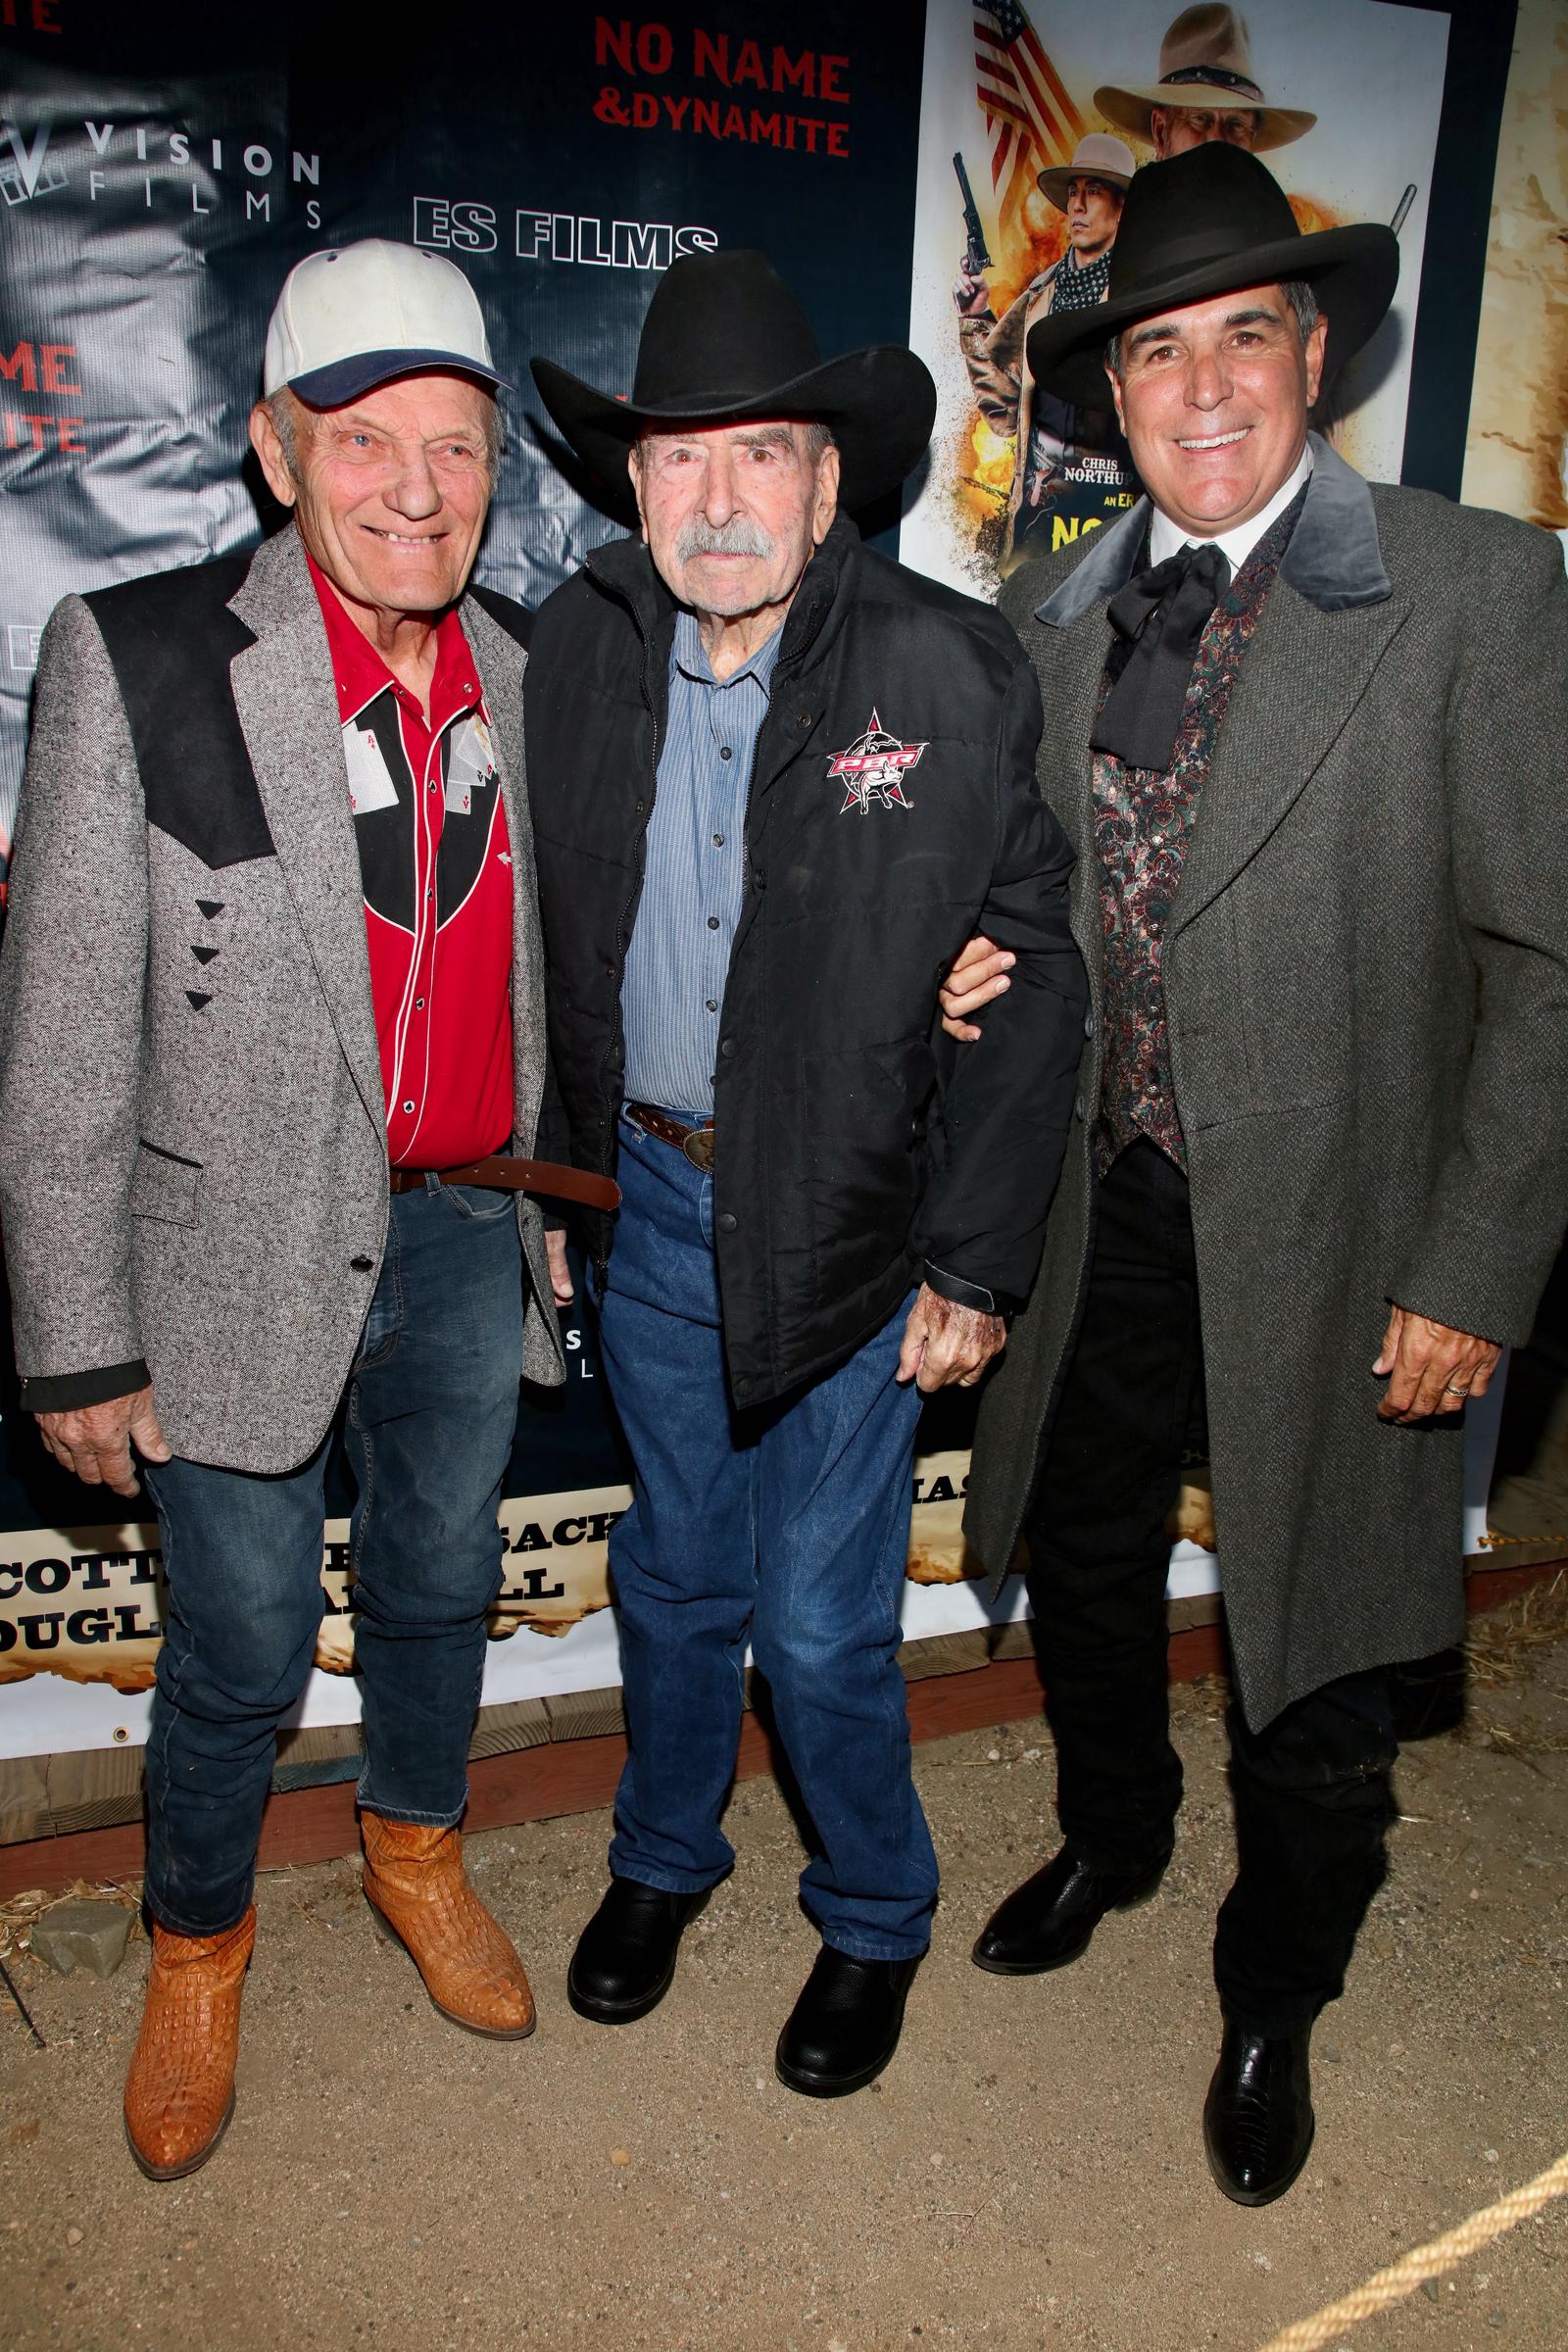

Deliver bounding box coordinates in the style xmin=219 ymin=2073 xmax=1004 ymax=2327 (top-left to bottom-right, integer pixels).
xmin=0 ymin=239 xmax=612 ymax=2179
xmin=262 ymin=236 xmax=513 ymax=407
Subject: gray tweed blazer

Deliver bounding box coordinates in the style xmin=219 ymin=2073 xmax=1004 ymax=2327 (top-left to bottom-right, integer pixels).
xmin=0 ymin=527 xmax=564 ymax=1474
xmin=963 ymin=437 xmax=1568 ymax=1728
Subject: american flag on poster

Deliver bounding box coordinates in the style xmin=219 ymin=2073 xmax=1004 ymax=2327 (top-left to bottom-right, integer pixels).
xmin=973 ymin=0 xmax=1085 ymax=195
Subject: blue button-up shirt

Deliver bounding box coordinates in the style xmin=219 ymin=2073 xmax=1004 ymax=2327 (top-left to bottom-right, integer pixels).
xmin=621 ymin=609 xmax=782 ymax=1116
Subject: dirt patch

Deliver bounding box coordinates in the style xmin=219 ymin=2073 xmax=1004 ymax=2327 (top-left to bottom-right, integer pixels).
xmin=3 ymin=1603 xmax=1566 ymax=2351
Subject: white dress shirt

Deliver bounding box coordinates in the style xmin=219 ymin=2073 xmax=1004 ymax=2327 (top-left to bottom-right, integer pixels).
xmin=1148 ymin=443 xmax=1314 ymax=573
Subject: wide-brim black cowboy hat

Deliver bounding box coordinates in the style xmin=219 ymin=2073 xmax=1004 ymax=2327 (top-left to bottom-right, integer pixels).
xmin=1028 ymin=144 xmax=1398 ymax=412
xmin=531 ymin=249 xmax=936 ymax=526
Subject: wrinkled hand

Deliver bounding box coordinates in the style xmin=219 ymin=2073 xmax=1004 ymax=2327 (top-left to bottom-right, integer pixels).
xmin=953 ymin=267 xmax=992 ymax=318
xmin=940 ymin=932 xmax=1016 ymax=1042
xmin=1374 ymin=1305 xmax=1502 ymax=1424
xmin=546 ymin=1228 xmax=575 ymax=1307
xmin=897 ymin=1284 xmax=1006 ymax=1394
xmin=36 ymin=1385 xmax=171 ymax=1498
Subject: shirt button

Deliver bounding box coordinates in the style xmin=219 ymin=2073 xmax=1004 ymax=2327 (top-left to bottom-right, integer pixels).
xmin=1083 ymin=1010 xmax=1094 ymax=1038
xmin=402 ymin=1099 xmax=416 ymax=1114
xmin=717 ymin=1211 xmax=738 ymax=1234
xmin=705 ymin=998 xmax=718 ymax=1013
xmin=719 ymin=746 xmax=733 ymax=760
xmin=415 ymin=997 xmax=425 ymax=1009
xmin=712 ymin=833 xmax=725 ymax=848
xmin=425 ymin=887 xmax=434 ymax=900
xmin=707 ymin=915 xmax=719 ymax=930
xmin=1074 ymin=1093 xmax=1086 ymax=1121
xmin=351 ymin=1253 xmax=374 ymax=1272
xmin=719 ymin=1038 xmax=736 ymax=1058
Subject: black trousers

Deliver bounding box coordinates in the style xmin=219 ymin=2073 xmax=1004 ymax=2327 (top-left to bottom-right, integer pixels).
xmin=1027 ymin=1139 xmax=1396 ymax=2037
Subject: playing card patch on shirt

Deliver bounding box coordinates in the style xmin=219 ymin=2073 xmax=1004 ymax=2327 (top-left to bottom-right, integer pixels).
xmin=342 ymin=721 xmax=400 ymax=815
xmin=445 ymin=713 xmax=497 ymax=816
xmin=827 ymin=709 xmax=926 ymax=814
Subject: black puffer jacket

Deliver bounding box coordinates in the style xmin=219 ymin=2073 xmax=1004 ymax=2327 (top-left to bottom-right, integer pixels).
xmin=525 ymin=515 xmax=1086 ymax=1407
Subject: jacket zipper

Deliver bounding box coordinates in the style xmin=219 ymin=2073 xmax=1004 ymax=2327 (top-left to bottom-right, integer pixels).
xmin=591 ymin=599 xmax=662 ymax=1292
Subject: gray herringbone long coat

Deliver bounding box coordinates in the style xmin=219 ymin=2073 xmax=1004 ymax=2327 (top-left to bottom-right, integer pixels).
xmin=0 ymin=527 xmax=564 ymax=1474
xmin=963 ymin=437 xmax=1568 ymax=1729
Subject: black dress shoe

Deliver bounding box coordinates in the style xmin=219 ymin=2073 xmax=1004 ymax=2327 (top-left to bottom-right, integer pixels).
xmin=775 ymin=1946 xmax=922 ymax=2098
xmin=971 ymin=1845 xmax=1169 ymax=1976
xmin=566 ymin=1878 xmax=710 ymax=2024
xmin=1202 ymin=2024 xmax=1315 ymax=2206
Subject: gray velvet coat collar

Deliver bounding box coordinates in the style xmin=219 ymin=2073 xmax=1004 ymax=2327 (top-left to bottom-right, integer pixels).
xmin=1032 ymin=432 xmax=1392 ymax=629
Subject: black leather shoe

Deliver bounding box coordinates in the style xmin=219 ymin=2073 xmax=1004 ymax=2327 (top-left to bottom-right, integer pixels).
xmin=566 ymin=1878 xmax=710 ymax=2024
xmin=775 ymin=1946 xmax=921 ymax=2098
xmin=1202 ymin=2024 xmax=1315 ymax=2206
xmin=971 ymin=1845 xmax=1169 ymax=1976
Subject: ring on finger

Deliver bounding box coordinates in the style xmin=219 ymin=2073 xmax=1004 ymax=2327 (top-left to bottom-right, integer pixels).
xmin=1444 ymin=1380 xmax=1470 ymax=1396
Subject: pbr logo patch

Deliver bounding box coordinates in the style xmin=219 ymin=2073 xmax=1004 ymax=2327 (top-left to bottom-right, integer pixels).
xmin=827 ymin=709 xmax=927 ymax=814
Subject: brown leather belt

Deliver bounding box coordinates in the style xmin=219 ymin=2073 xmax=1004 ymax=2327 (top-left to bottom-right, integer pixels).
xmin=389 ymin=1154 xmax=620 ymax=1210
xmin=624 ymin=1102 xmax=715 ymax=1172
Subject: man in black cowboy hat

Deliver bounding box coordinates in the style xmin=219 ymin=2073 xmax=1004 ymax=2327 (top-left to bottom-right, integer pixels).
xmin=943 ymin=144 xmax=1568 ymax=2201
xmin=524 ymin=251 xmax=1087 ymax=2095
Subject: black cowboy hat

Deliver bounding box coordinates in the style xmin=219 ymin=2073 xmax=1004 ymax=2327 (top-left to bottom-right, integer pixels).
xmin=531 ymin=249 xmax=936 ymax=526
xmin=1028 ymin=143 xmax=1397 ymax=411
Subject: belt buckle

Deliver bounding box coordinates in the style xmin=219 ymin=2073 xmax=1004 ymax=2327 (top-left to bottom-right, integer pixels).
xmin=682 ymin=1127 xmax=715 ymax=1173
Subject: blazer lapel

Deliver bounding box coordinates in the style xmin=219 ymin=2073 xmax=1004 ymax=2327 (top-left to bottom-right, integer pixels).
xmin=1021 ymin=605 xmax=1109 ymax=983
xmin=463 ymin=598 xmax=546 ymax=1109
xmin=1172 ymin=579 xmax=1413 ymax=936
xmin=227 ymin=535 xmax=385 ymax=1135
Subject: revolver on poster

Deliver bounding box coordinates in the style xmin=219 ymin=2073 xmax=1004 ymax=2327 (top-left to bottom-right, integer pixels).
xmin=954 ymin=152 xmax=993 ymax=275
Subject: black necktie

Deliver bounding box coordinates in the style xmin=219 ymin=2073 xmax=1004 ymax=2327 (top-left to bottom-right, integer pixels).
xmin=1090 ymin=540 xmax=1231 ymax=772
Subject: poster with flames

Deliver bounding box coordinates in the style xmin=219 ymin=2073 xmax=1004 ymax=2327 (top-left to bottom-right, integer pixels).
xmin=902 ymin=0 xmax=1451 ymax=597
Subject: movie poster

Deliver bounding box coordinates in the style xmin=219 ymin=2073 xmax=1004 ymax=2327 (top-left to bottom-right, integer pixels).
xmin=1460 ymin=0 xmax=1568 ymax=549
xmin=902 ymin=0 xmax=1450 ymax=597
xmin=0 ymin=1 xmax=1035 ymax=1771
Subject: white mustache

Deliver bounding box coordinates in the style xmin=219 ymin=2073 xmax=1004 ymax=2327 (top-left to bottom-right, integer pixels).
xmin=677 ymin=517 xmax=774 ymax=562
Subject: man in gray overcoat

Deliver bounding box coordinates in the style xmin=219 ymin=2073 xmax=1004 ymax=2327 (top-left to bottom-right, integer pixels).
xmin=0 ymin=242 xmax=592 ymax=2180
xmin=943 ymin=145 xmax=1568 ymax=2204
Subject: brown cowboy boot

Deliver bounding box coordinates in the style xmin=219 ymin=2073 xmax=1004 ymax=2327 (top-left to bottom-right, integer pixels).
xmin=122 ymin=1906 xmax=256 ymax=2180
xmin=361 ymin=1812 xmax=535 ymax=2038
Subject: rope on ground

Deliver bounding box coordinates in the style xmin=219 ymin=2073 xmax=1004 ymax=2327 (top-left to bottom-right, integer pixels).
xmin=1255 ymin=2148 xmax=1568 ymax=2352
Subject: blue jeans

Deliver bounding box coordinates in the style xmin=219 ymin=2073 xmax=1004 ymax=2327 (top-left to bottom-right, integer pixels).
xmin=142 ymin=1182 xmax=523 ymax=1936
xmin=597 ymin=1111 xmax=937 ymax=1962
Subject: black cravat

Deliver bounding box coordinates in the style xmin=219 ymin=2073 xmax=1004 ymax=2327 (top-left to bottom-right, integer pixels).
xmin=1091 ymin=539 xmax=1231 ymax=772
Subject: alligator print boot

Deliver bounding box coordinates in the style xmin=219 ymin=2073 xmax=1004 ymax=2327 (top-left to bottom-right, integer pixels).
xmin=361 ymin=1811 xmax=535 ymax=2039
xmin=122 ymin=1905 xmax=256 ymax=2180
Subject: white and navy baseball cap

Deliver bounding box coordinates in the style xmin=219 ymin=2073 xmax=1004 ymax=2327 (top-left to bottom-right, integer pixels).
xmin=263 ymin=239 xmax=513 ymax=406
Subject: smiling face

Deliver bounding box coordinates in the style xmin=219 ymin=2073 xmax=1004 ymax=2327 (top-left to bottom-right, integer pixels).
xmin=1106 ymin=281 xmax=1326 ymax=540
xmin=1065 ymin=175 xmax=1123 ymax=260
xmin=248 ymin=371 xmax=494 ymax=622
xmin=628 ymin=418 xmax=839 ymax=629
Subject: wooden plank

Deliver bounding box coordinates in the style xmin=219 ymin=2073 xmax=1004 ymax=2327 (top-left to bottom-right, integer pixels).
xmin=543 ymin=1687 xmax=626 ymax=1741
xmin=898 ymin=1629 xmax=990 ymax=1682
xmin=0 ymin=1753 xmax=51 ymax=1847
xmin=466 ymin=1696 xmax=552 ymax=1760
xmin=1 ymin=1554 xmax=1557 ymax=1901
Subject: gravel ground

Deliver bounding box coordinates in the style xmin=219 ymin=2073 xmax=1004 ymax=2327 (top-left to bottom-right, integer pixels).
xmin=3 ymin=1610 xmax=1566 ymax=2352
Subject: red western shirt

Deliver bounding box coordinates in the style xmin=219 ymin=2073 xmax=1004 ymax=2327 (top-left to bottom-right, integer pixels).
xmin=309 ymin=556 xmax=514 ymax=1167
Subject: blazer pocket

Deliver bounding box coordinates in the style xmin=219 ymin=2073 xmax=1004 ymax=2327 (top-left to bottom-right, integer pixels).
xmin=130 ymin=1140 xmax=202 ymax=1227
